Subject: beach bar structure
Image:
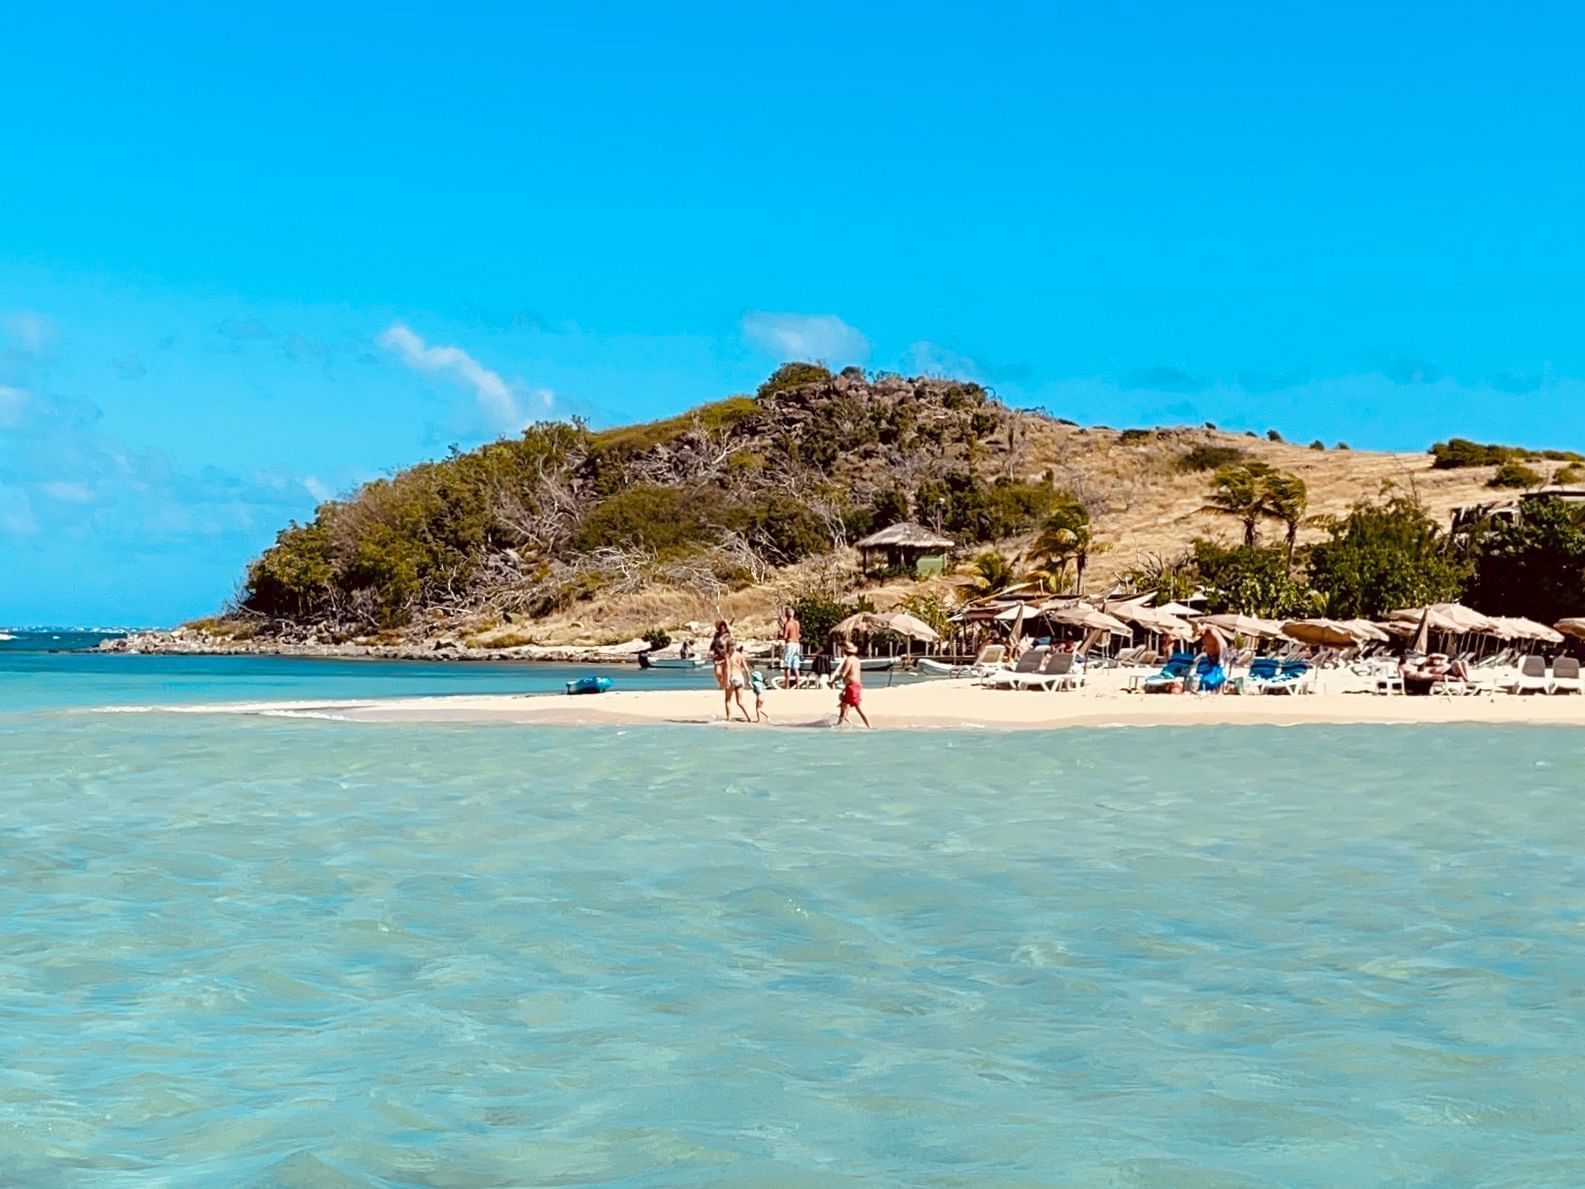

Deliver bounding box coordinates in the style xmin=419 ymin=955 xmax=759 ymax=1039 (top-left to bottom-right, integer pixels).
xmin=855 ymin=522 xmax=955 ymax=577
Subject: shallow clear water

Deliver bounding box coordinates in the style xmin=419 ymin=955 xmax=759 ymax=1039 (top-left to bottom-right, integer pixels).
xmin=5 ymin=649 xmax=1585 ymax=1183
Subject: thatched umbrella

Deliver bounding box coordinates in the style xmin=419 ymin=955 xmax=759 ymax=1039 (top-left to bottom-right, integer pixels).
xmin=877 ymin=612 xmax=940 ymax=643
xmin=1196 ymin=612 xmax=1284 ymax=639
xmin=1282 ymin=619 xmax=1363 ymax=648
xmin=1050 ymin=605 xmax=1132 ymax=636
xmin=1485 ymin=616 xmax=1563 ymax=644
xmin=1340 ymin=619 xmax=1391 ymax=643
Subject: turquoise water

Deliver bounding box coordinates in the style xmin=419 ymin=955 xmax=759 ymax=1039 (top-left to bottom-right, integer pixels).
xmin=5 ymin=643 xmax=1585 ymax=1183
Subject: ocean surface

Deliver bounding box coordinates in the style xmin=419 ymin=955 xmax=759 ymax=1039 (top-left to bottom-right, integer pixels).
xmin=4 ymin=631 xmax=1585 ymax=1184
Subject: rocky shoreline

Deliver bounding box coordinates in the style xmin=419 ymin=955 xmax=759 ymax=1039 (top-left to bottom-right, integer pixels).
xmin=93 ymin=628 xmax=672 ymax=666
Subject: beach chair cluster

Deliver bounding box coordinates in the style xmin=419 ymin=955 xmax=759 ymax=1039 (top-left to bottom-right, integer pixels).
xmin=1133 ymin=652 xmax=1312 ymax=695
xmin=983 ymin=645 xmax=1083 ymax=691
xmin=1507 ymin=655 xmax=1584 ymax=695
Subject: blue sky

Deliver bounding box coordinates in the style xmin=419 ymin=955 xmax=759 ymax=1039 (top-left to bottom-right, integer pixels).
xmin=4 ymin=2 xmax=1585 ymax=624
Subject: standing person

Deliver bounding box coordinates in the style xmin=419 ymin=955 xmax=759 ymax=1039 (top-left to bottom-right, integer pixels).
xmin=724 ymin=642 xmax=753 ymax=722
xmin=749 ymin=665 xmax=769 ymax=722
xmin=780 ymin=605 xmax=803 ymax=689
xmin=835 ymin=642 xmax=872 ymax=728
xmin=709 ymin=620 xmax=733 ymax=690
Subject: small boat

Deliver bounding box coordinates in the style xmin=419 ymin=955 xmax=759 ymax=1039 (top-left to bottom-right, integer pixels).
xmin=565 ymin=675 xmax=614 ymax=696
xmin=859 ymin=657 xmax=896 ymax=672
xmin=639 ymin=654 xmax=707 ymax=670
xmin=915 ymin=657 xmax=964 ymax=677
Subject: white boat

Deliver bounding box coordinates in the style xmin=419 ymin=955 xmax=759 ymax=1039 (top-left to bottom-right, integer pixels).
xmin=915 ymin=657 xmax=965 ymax=677
xmin=640 ymin=655 xmax=708 ymax=670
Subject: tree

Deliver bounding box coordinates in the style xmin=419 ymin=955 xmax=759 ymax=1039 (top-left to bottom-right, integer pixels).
xmin=1203 ymin=462 xmax=1274 ymax=546
xmin=1192 ymin=541 xmax=1314 ymax=618
xmin=1032 ymin=493 xmax=1102 ymax=593
xmin=1466 ymin=497 xmax=1585 ymax=625
xmin=1306 ymin=496 xmax=1468 ymax=619
xmin=958 ymin=551 xmax=1021 ymax=601
xmin=1262 ymin=472 xmax=1309 ymax=571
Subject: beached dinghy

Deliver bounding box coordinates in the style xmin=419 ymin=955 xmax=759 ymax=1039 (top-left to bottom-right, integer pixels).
xmin=639 ymin=654 xmax=707 ymax=670
xmin=565 ymin=675 xmax=614 ymax=695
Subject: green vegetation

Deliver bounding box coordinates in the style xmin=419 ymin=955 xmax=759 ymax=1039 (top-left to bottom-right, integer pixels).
xmin=1309 ymin=440 xmax=1325 ymax=451
xmin=1266 ymin=429 xmax=1283 ymax=443
xmin=1307 ymin=497 xmax=1468 ymax=619
xmin=1031 ymin=493 xmax=1102 ymax=594
xmin=756 ymin=362 xmax=832 ymax=399
xmin=238 ymin=368 xmax=1026 ymax=631
xmin=1487 ymin=461 xmax=1544 ymax=490
xmin=1192 ymin=542 xmax=1313 ymax=619
xmin=1201 ymin=462 xmax=1306 ymax=551
xmin=1466 ymin=497 xmax=1585 ymax=626
xmin=1556 ymin=464 xmax=1584 ymax=485
xmin=642 ymin=627 xmax=671 ymax=651
xmin=958 ymin=552 xmax=1021 ymax=601
xmin=1430 ymin=437 xmax=1585 ymax=469
xmin=1176 ymin=444 xmax=1248 ymax=473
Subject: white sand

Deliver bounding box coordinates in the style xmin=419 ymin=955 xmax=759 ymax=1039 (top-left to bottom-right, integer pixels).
xmin=135 ymin=667 xmax=1585 ymax=730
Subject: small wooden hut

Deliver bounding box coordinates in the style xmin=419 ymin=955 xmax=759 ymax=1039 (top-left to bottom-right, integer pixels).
xmin=855 ymin=522 xmax=955 ymax=577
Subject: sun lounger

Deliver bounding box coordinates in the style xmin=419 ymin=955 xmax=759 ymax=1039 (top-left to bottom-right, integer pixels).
xmin=1142 ymin=651 xmax=1195 ymax=693
xmin=1553 ymin=656 xmax=1583 ymax=695
xmin=987 ymin=646 xmax=1054 ymax=690
xmin=1263 ymin=659 xmax=1313 ymax=694
xmin=1509 ymin=655 xmax=1552 ymax=695
xmin=1045 ymin=650 xmax=1082 ymax=691
xmin=1245 ymin=656 xmax=1281 ymax=693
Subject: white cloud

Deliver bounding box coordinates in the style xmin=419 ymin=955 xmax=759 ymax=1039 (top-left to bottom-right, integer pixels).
xmin=0 ymin=385 xmax=26 ymax=428
xmin=38 ymin=481 xmax=94 ymax=505
xmin=904 ymin=341 xmax=983 ymax=381
xmin=2 ymin=311 xmax=60 ymax=356
xmin=741 ymin=312 xmax=870 ymax=365
xmin=378 ymin=322 xmax=552 ymax=432
xmin=302 ymin=476 xmax=332 ymax=502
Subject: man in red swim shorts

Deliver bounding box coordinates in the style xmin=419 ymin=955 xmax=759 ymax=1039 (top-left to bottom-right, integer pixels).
xmin=835 ymin=642 xmax=872 ymax=728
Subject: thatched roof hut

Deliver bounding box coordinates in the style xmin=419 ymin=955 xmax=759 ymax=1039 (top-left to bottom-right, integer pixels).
xmin=854 ymin=522 xmax=955 ymax=578
xmin=854 ymin=522 xmax=955 ymax=550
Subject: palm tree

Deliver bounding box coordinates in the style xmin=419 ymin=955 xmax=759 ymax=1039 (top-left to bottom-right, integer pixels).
xmin=958 ymin=551 xmax=1020 ymax=601
xmin=1033 ymin=494 xmax=1098 ymax=594
xmin=1203 ymin=463 xmax=1273 ymax=546
xmin=1262 ymin=472 xmax=1309 ymax=571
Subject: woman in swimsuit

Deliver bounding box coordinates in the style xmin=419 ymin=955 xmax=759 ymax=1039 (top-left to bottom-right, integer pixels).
xmin=709 ymin=620 xmax=733 ymax=690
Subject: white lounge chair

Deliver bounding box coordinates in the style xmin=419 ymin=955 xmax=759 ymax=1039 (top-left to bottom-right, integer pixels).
xmin=988 ymin=647 xmax=1063 ymax=691
xmin=1510 ymin=655 xmax=1552 ymax=695
xmin=1553 ymin=656 xmax=1583 ymax=695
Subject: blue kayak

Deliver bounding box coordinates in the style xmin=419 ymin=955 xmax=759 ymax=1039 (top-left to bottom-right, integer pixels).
xmin=565 ymin=675 xmax=614 ymax=696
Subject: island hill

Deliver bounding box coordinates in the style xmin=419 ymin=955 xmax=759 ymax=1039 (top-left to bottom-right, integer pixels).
xmin=121 ymin=363 xmax=1585 ymax=659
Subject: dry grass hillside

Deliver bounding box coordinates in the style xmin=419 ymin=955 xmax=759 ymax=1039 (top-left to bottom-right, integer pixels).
xmin=506 ymin=423 xmax=1528 ymax=647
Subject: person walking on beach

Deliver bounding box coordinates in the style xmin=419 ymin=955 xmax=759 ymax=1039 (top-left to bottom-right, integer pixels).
xmin=724 ymin=642 xmax=754 ymax=722
xmin=780 ymin=605 xmax=803 ymax=689
xmin=709 ymin=619 xmax=733 ymax=689
xmin=835 ymin=641 xmax=872 ymax=728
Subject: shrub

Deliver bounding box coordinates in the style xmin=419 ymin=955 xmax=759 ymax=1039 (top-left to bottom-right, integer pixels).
xmin=756 ymin=362 xmax=833 ymax=400
xmin=1119 ymin=428 xmax=1154 ymax=442
xmin=1487 ymin=461 xmax=1544 ymax=489
xmin=1309 ymin=440 xmax=1325 ymax=451
xmin=1555 ymin=464 xmax=1583 ymax=485
xmin=571 ymin=485 xmax=714 ymax=554
xmin=1177 ymin=444 xmax=1249 ymax=473
xmin=1431 ymin=438 xmax=1585 ymax=469
xmin=642 ymin=627 xmax=671 ymax=651
xmin=1267 ymin=429 xmax=1284 ymax=442
xmin=1336 ymin=442 xmax=1351 ymax=450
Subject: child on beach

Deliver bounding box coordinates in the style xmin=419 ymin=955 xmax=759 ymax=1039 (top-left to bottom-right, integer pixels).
xmin=749 ymin=665 xmax=768 ymax=722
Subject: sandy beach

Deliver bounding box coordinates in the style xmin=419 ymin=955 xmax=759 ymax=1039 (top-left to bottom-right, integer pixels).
xmin=131 ymin=668 xmax=1585 ymax=730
